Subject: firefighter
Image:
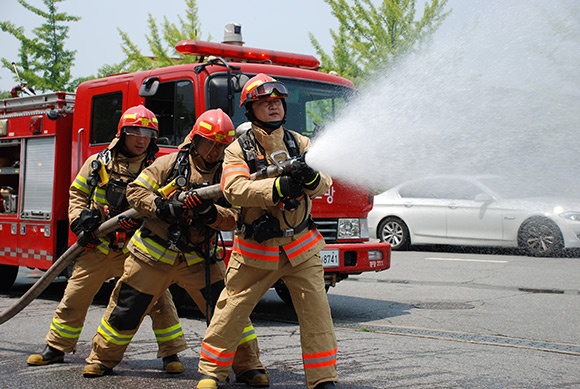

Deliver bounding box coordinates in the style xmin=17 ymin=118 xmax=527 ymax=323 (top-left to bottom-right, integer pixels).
xmin=27 ymin=105 xmax=187 ymax=374
xmin=196 ymin=74 xmax=338 ymax=389
xmin=83 ymin=108 xmax=269 ymax=386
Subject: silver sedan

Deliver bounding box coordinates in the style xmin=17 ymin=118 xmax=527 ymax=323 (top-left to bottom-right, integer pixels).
xmin=369 ymin=175 xmax=580 ymax=257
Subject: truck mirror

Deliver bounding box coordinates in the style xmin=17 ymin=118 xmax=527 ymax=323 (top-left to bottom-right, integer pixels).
xmin=139 ymin=77 xmax=160 ymax=97
xmin=232 ymin=74 xmax=250 ymax=92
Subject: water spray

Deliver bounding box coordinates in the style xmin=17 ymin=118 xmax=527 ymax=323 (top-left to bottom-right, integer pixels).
xmin=306 ymin=0 xmax=580 ymax=197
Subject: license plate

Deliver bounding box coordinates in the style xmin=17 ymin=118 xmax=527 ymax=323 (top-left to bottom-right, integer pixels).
xmin=321 ymin=249 xmax=339 ymax=268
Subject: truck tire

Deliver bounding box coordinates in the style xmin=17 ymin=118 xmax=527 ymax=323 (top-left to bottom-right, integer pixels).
xmin=0 ymin=265 xmax=18 ymax=292
xmin=274 ymin=279 xmax=329 ymax=307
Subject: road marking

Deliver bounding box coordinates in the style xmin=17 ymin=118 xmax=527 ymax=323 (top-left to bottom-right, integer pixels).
xmin=337 ymin=324 xmax=580 ymax=356
xmin=425 ymin=257 xmax=508 ymax=263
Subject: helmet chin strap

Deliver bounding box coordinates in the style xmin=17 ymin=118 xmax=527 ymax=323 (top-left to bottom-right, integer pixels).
xmin=257 ymin=119 xmax=285 ymax=130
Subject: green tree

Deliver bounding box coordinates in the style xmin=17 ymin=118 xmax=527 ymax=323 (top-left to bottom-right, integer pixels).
xmin=310 ymin=0 xmax=450 ymax=86
xmin=0 ymin=0 xmax=80 ymax=92
xmin=95 ymin=0 xmax=206 ymax=77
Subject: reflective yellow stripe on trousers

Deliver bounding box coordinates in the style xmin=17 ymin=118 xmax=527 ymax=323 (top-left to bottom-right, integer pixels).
xmin=131 ymin=228 xmax=204 ymax=266
xmin=154 ymin=322 xmax=184 ymax=342
xmin=50 ymin=318 xmax=82 ymax=339
xmin=97 ymin=318 xmax=133 ymax=346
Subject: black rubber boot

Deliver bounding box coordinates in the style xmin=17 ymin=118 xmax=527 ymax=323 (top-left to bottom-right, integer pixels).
xmin=236 ymin=369 xmax=270 ymax=386
xmin=83 ymin=363 xmax=113 ymax=378
xmin=197 ymin=375 xmax=219 ymax=389
xmin=26 ymin=344 xmax=65 ymax=366
xmin=162 ymin=354 xmax=184 ymax=374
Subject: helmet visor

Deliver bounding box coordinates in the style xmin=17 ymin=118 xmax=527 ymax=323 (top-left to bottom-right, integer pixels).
xmin=195 ymin=136 xmax=227 ymax=164
xmin=124 ymin=127 xmax=157 ymax=139
xmin=250 ymin=81 xmax=288 ymax=100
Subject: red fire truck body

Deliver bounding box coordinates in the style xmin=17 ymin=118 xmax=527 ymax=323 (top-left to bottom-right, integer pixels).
xmin=0 ymin=40 xmax=390 ymax=299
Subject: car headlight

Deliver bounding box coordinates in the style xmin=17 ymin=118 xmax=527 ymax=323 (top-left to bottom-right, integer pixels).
xmin=337 ymin=218 xmax=369 ymax=239
xmin=560 ymin=211 xmax=580 ymax=221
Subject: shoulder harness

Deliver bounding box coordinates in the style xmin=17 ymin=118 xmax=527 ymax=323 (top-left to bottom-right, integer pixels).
xmin=238 ymin=128 xmax=300 ymax=173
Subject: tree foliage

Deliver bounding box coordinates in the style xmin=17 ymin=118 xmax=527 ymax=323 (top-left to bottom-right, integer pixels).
xmin=0 ymin=0 xmax=80 ymax=92
xmin=95 ymin=0 xmax=206 ymax=77
xmin=310 ymin=0 xmax=450 ymax=86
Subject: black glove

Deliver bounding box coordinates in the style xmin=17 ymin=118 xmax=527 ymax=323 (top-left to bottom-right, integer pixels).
xmin=118 ymin=215 xmax=141 ymax=231
xmin=184 ymin=191 xmax=218 ymax=225
xmin=291 ymin=162 xmax=320 ymax=190
xmin=155 ymin=195 xmax=185 ymax=223
xmin=70 ymin=208 xmax=101 ymax=249
xmin=273 ymin=176 xmax=304 ymax=203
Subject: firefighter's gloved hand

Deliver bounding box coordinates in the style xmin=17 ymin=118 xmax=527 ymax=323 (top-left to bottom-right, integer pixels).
xmin=70 ymin=208 xmax=101 ymax=249
xmin=76 ymin=208 xmax=101 ymax=232
xmin=291 ymin=162 xmax=320 ymax=190
xmin=273 ymin=176 xmax=304 ymax=203
xmin=184 ymin=191 xmax=211 ymax=213
xmin=75 ymin=231 xmax=99 ymax=249
xmin=184 ymin=191 xmax=218 ymax=225
xmin=118 ymin=215 xmax=141 ymax=231
xmin=155 ymin=196 xmax=185 ymax=223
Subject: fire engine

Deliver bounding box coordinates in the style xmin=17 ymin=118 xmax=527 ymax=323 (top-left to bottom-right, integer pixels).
xmin=0 ymin=35 xmax=390 ymax=304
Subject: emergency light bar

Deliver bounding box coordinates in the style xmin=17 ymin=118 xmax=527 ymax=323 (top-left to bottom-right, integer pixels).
xmin=175 ymin=40 xmax=320 ymax=70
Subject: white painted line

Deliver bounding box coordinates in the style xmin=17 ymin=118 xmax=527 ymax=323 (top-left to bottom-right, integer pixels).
xmin=425 ymin=257 xmax=508 ymax=263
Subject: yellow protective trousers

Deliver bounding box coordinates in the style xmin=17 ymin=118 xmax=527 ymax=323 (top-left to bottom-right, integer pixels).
xmin=46 ymin=247 xmax=186 ymax=358
xmin=198 ymin=252 xmax=338 ymax=389
xmin=86 ymin=255 xmax=263 ymax=375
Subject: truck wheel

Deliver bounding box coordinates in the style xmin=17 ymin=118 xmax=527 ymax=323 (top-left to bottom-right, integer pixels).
xmin=0 ymin=265 xmax=18 ymax=292
xmin=274 ymin=279 xmax=329 ymax=307
xmin=377 ymin=216 xmax=410 ymax=251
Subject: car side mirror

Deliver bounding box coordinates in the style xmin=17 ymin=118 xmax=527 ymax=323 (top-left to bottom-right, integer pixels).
xmin=474 ymin=193 xmax=493 ymax=202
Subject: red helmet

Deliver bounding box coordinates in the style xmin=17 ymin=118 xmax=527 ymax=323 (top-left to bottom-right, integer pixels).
xmin=180 ymin=109 xmax=235 ymax=149
xmin=116 ymin=105 xmax=159 ymax=138
xmin=239 ymin=73 xmax=288 ymax=107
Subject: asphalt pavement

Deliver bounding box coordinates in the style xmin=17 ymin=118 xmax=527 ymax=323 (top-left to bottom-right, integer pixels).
xmin=1 ymin=251 xmax=580 ymax=388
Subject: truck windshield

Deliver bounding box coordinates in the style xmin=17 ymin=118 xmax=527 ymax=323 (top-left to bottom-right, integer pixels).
xmin=226 ymin=77 xmax=355 ymax=138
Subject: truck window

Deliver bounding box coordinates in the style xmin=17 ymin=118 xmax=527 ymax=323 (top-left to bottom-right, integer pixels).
xmin=90 ymin=92 xmax=123 ymax=145
xmin=208 ymin=75 xmax=354 ymax=139
xmin=146 ymin=80 xmax=195 ymax=147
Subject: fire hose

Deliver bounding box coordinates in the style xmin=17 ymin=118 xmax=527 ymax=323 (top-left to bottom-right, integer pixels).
xmin=0 ymin=154 xmax=304 ymax=325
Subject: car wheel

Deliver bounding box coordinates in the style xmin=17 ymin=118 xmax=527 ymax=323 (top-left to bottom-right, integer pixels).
xmin=0 ymin=265 xmax=19 ymax=292
xmin=518 ymin=217 xmax=564 ymax=257
xmin=377 ymin=217 xmax=410 ymax=251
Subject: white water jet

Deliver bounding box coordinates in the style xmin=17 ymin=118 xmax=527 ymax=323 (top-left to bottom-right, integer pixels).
xmin=307 ymin=0 xmax=580 ymax=196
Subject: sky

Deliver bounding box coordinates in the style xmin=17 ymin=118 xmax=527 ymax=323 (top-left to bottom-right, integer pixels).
xmin=0 ymin=0 xmax=476 ymax=92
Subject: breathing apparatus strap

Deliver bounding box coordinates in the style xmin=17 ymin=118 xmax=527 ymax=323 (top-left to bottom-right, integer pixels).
xmin=238 ymin=128 xmax=300 ymax=174
xmin=166 ymin=148 xmax=191 ymax=186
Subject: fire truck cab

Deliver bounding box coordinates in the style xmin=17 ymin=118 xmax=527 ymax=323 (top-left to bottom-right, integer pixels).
xmin=0 ymin=39 xmax=390 ymax=302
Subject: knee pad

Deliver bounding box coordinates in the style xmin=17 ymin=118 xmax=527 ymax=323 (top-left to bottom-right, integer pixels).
xmin=109 ymin=282 xmax=154 ymax=331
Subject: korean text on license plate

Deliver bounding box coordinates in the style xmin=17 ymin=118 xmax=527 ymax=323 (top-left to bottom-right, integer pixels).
xmin=320 ymin=249 xmax=339 ymax=268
